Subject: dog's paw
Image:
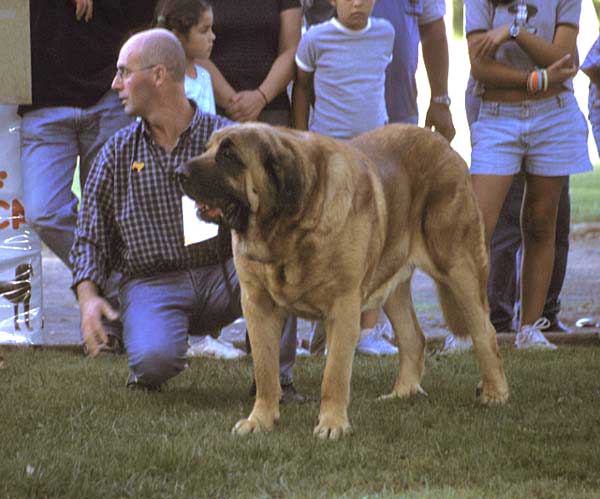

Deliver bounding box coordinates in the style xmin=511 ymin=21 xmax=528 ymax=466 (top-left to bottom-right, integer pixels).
xmin=476 ymin=381 xmax=509 ymax=405
xmin=313 ymin=415 xmax=351 ymax=440
xmin=232 ymin=417 xmax=267 ymax=436
xmin=231 ymin=412 xmax=278 ymax=436
xmin=378 ymin=383 xmax=427 ymax=400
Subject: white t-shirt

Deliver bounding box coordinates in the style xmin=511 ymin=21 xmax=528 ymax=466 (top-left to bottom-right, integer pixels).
xmin=185 ymin=64 xmax=216 ymax=114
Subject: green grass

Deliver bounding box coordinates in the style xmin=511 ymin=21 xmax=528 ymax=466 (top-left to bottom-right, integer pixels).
xmin=571 ymin=167 xmax=600 ymax=223
xmin=1 ymin=348 xmax=599 ymax=498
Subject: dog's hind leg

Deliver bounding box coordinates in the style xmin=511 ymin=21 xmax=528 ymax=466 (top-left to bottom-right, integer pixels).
xmin=315 ymin=292 xmax=361 ymax=440
xmin=380 ymin=276 xmax=427 ymax=400
xmin=435 ymin=267 xmax=509 ymax=405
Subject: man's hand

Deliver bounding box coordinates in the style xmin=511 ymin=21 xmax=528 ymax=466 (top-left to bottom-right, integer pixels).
xmin=225 ymin=90 xmax=266 ymax=122
xmin=71 ymin=0 xmax=93 ymax=22
xmin=77 ymin=281 xmax=118 ymax=357
xmin=425 ymin=103 xmax=455 ymax=143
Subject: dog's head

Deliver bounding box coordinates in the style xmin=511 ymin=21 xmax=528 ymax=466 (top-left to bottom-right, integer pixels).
xmin=176 ymin=123 xmax=305 ymax=234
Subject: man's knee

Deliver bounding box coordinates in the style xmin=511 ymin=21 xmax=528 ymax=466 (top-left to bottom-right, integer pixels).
xmin=128 ymin=343 xmax=187 ymax=387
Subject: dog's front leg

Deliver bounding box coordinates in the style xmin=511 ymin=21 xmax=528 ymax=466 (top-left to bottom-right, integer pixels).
xmin=315 ymin=292 xmax=361 ymax=440
xmin=232 ymin=284 xmax=283 ymax=436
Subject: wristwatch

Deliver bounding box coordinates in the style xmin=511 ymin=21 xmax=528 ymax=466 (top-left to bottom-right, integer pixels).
xmin=431 ymin=94 xmax=451 ymax=106
xmin=509 ymin=22 xmax=520 ymax=39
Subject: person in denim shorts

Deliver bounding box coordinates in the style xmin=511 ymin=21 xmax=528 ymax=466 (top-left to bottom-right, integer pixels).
xmin=582 ymin=35 xmax=600 ymax=156
xmin=464 ymin=0 xmax=593 ymax=350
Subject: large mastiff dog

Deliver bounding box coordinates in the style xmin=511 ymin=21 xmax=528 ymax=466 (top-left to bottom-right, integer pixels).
xmin=177 ymin=123 xmax=509 ymax=439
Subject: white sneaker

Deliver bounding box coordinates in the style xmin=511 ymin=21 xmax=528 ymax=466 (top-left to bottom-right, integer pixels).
xmin=440 ymin=333 xmax=473 ymax=355
xmin=356 ymin=323 xmax=398 ymax=355
xmin=187 ymin=336 xmax=247 ymax=359
xmin=515 ymin=318 xmax=557 ymax=350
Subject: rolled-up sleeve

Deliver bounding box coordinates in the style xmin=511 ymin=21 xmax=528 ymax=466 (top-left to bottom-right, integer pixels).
xmin=419 ymin=0 xmax=446 ymax=25
xmin=70 ymin=139 xmax=117 ymax=294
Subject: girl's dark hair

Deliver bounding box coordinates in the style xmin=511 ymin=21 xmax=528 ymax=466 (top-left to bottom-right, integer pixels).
xmin=490 ymin=0 xmax=513 ymax=5
xmin=153 ymin=0 xmax=212 ymax=37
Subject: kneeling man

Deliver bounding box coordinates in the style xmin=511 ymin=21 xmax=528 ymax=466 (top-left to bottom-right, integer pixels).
xmin=70 ymin=28 xmax=300 ymax=399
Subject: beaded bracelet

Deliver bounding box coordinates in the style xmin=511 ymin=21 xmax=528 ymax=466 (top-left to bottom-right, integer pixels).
xmin=527 ymin=69 xmax=548 ymax=95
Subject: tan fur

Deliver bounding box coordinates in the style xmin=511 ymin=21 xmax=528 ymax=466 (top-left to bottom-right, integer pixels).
xmin=183 ymin=123 xmax=509 ymax=440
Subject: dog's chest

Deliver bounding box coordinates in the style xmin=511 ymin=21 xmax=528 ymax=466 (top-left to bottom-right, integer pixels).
xmin=259 ymin=263 xmax=323 ymax=318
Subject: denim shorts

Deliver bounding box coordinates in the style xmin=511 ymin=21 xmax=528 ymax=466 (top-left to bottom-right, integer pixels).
xmin=470 ymin=92 xmax=593 ymax=176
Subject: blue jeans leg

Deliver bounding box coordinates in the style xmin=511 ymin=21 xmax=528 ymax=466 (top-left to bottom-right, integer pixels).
xmin=21 ymin=107 xmax=79 ymax=266
xmin=20 ymin=90 xmax=132 ymax=267
xmin=120 ymin=271 xmax=195 ymax=387
xmin=78 ymin=90 xmax=133 ymax=184
xmin=188 ymin=259 xmax=297 ymax=382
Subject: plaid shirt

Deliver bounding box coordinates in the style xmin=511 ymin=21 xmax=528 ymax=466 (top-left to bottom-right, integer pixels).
xmin=70 ymin=105 xmax=233 ymax=293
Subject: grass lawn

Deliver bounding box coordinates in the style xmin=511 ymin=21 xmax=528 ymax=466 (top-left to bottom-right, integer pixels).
xmin=571 ymin=167 xmax=600 ymax=224
xmin=1 ymin=348 xmax=599 ymax=498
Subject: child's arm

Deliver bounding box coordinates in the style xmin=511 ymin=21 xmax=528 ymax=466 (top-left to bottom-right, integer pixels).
xmin=291 ymin=67 xmax=313 ymax=130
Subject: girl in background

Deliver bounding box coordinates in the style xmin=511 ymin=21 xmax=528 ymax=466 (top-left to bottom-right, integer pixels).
xmin=155 ymin=0 xmax=216 ymax=114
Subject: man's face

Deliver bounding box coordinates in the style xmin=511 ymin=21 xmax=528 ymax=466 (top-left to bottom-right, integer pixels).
xmin=111 ymin=43 xmax=156 ymax=117
xmin=330 ymin=0 xmax=376 ymax=30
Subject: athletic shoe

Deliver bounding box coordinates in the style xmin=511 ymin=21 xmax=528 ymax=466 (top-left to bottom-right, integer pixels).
xmin=440 ymin=333 xmax=473 ymax=354
xmin=187 ymin=335 xmax=246 ymax=359
xmin=515 ymin=318 xmax=557 ymax=350
xmin=356 ymin=322 xmax=398 ymax=355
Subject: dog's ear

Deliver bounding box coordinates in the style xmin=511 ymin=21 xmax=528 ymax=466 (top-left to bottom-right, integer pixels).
xmin=259 ymin=138 xmax=303 ymax=217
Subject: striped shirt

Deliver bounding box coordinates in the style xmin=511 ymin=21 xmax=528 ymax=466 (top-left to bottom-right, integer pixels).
xmin=70 ymin=104 xmax=233 ymax=293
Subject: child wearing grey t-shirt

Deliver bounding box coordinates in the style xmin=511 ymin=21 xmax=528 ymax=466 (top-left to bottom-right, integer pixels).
xmin=292 ymin=0 xmax=396 ymax=356
xmin=292 ymin=0 xmax=394 ymax=139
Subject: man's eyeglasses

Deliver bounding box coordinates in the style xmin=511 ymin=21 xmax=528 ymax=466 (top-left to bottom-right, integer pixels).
xmin=114 ymin=65 xmax=158 ymax=80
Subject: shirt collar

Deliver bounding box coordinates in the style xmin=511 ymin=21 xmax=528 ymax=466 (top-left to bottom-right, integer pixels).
xmin=331 ymin=17 xmax=371 ymax=36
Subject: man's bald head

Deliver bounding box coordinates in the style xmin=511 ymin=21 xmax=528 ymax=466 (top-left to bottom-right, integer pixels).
xmin=122 ymin=28 xmax=186 ymax=82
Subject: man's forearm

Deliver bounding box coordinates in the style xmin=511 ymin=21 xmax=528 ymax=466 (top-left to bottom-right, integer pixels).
xmin=420 ymin=18 xmax=449 ymax=99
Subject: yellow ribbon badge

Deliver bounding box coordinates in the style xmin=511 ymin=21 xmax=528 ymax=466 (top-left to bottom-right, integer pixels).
xmin=132 ymin=161 xmax=145 ymax=172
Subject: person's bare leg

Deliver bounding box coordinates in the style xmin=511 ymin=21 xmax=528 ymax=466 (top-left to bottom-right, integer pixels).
xmin=471 ymin=174 xmax=516 ymax=248
xmin=519 ymin=175 xmax=566 ymax=327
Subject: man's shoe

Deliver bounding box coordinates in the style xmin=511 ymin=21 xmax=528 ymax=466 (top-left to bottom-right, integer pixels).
xmin=545 ymin=317 xmax=572 ymax=334
xmin=356 ymin=323 xmax=398 ymax=355
xmin=125 ymin=372 xmax=161 ymax=391
xmin=515 ymin=318 xmax=557 ymax=350
xmin=440 ymin=333 xmax=473 ymax=355
xmin=280 ymin=383 xmax=310 ymax=404
xmin=249 ymin=380 xmax=310 ymax=403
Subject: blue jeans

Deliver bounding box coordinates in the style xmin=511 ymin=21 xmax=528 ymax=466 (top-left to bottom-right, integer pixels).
xmin=119 ymin=259 xmax=297 ymax=387
xmin=20 ymin=90 xmax=133 ymax=267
